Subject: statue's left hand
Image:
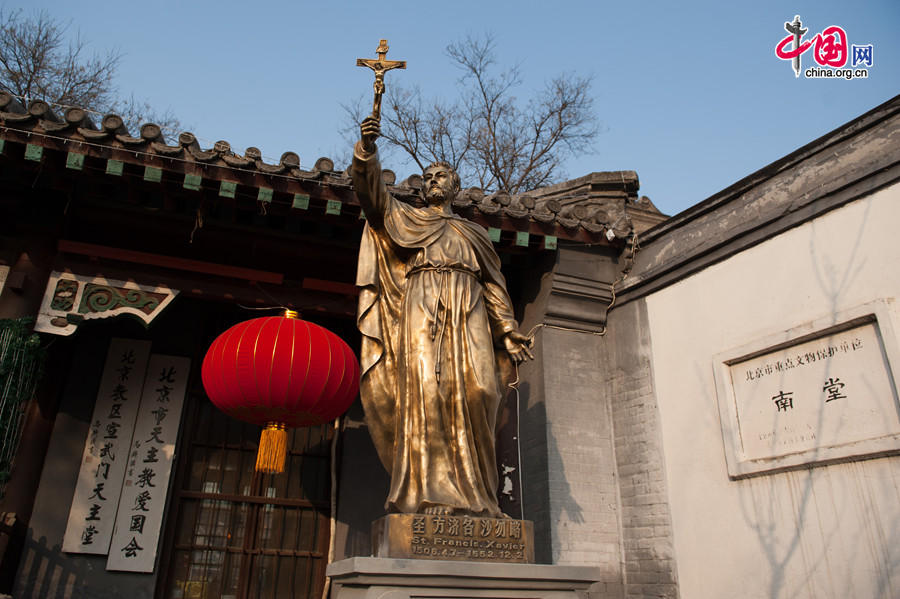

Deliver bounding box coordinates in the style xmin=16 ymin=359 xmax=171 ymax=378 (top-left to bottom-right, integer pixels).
xmin=503 ymin=331 xmax=535 ymax=363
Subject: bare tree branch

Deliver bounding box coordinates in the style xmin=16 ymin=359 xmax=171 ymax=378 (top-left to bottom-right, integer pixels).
xmin=353 ymin=34 xmax=598 ymax=194
xmin=0 ymin=9 xmax=181 ymax=138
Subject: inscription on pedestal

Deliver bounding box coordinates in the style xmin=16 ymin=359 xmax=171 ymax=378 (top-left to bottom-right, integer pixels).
xmin=372 ymin=514 xmax=534 ymax=563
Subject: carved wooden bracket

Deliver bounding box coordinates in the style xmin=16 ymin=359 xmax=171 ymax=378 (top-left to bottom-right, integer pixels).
xmin=542 ymin=246 xmax=619 ymax=333
xmin=35 ymin=271 xmax=179 ymax=336
xmin=545 ymin=272 xmax=613 ymax=333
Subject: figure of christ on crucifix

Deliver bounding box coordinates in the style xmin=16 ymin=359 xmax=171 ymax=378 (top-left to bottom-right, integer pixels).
xmin=354 ymin=40 xmax=534 ymax=517
xmin=355 ymin=39 xmax=406 ymax=120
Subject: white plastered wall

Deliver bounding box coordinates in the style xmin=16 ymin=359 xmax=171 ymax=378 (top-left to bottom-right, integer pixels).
xmin=645 ymin=183 xmax=900 ymax=599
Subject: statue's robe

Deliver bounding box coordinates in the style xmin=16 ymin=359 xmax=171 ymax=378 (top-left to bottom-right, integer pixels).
xmin=353 ymin=144 xmax=517 ymax=516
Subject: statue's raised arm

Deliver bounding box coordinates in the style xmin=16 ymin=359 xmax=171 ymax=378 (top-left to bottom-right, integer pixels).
xmin=351 ymin=116 xmax=391 ymax=227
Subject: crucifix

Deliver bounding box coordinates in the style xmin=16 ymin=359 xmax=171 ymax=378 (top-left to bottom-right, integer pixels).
xmin=356 ymin=39 xmax=406 ymax=121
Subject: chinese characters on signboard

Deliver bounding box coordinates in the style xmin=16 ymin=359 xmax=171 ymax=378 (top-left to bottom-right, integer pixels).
xmin=62 ymin=339 xmax=152 ymax=554
xmin=729 ymin=322 xmax=898 ymax=462
xmin=107 ymin=355 xmax=189 ymax=572
xmin=61 ymin=338 xmax=189 ymax=573
xmin=408 ymin=515 xmax=527 ymax=561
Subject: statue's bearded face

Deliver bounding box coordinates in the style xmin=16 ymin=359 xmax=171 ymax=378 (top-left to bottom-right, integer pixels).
xmin=423 ymin=165 xmax=458 ymax=205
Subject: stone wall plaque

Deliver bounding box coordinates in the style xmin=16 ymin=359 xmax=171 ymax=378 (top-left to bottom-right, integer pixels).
xmin=714 ymin=300 xmax=900 ymax=478
xmin=372 ymin=514 xmax=534 ymax=563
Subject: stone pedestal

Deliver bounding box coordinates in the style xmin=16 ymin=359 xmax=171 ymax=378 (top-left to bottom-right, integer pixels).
xmin=327 ymin=557 xmax=608 ymax=599
xmin=372 ymin=514 xmax=534 ymax=563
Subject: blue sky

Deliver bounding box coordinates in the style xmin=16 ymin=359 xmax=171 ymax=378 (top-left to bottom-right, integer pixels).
xmin=16 ymin=0 xmax=900 ymax=216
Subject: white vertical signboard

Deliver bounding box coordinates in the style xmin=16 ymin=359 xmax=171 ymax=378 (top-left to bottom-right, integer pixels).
xmin=63 ymin=338 xmax=152 ymax=554
xmin=107 ymin=354 xmax=190 ymax=572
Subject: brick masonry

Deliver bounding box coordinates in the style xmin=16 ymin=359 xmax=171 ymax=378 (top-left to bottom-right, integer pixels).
xmin=607 ymin=299 xmax=679 ymax=598
xmin=517 ymin=244 xmax=679 ymax=598
xmin=538 ymin=326 xmax=620 ymax=568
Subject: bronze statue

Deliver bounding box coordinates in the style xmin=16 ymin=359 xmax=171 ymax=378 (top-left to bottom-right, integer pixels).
xmin=353 ymin=41 xmax=534 ymax=517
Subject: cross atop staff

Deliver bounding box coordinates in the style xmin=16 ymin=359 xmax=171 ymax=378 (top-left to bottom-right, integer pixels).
xmin=356 ymin=39 xmax=406 ymax=121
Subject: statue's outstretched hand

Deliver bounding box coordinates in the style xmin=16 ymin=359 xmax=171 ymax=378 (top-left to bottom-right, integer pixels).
xmin=361 ymin=116 xmax=380 ymax=153
xmin=503 ymin=331 xmax=535 ymax=364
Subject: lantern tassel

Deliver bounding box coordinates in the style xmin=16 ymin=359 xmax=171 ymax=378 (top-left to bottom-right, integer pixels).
xmin=256 ymin=423 xmax=288 ymax=473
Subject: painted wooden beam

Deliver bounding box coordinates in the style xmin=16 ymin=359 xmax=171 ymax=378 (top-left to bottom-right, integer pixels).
xmin=57 ymin=240 xmax=284 ymax=284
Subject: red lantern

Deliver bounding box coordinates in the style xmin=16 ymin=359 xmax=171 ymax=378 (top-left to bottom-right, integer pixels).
xmin=201 ymin=310 xmax=359 ymax=473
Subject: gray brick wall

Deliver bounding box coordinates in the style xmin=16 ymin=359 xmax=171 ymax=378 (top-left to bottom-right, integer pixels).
xmin=517 ymin=244 xmax=678 ymax=597
xmin=608 ymin=299 xmax=679 ymax=599
xmin=539 ymin=326 xmax=620 ymax=569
